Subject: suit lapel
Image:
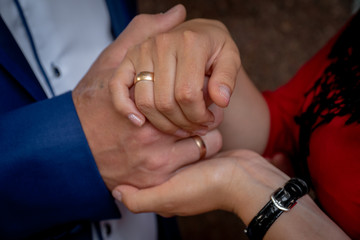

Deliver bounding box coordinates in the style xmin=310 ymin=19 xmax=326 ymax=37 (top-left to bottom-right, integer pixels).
xmin=0 ymin=16 xmax=47 ymax=101
xmin=0 ymin=1 xmax=138 ymax=101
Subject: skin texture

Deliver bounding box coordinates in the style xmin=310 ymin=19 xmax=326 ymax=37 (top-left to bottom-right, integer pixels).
xmin=109 ymin=18 xmax=241 ymax=137
xmin=72 ymin=4 xmax=223 ymax=190
xmin=109 ymin=5 xmax=351 ymax=238
xmin=113 ymin=150 xmax=350 ymax=240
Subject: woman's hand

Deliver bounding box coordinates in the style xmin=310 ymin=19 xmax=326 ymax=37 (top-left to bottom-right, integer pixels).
xmin=109 ymin=17 xmax=240 ymax=137
xmin=112 ymin=150 xmax=350 ymax=239
xmin=112 ymin=150 xmax=289 ymax=217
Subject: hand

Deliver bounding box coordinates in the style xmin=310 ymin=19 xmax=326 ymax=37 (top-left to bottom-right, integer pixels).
xmin=113 ymin=150 xmax=350 ymax=240
xmin=109 ymin=18 xmax=241 ymax=137
xmin=73 ymin=5 xmax=222 ymax=190
xmin=112 ymin=150 xmax=289 ymax=219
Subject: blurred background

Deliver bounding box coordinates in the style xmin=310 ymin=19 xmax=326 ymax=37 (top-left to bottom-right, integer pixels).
xmin=136 ymin=0 xmax=354 ymax=239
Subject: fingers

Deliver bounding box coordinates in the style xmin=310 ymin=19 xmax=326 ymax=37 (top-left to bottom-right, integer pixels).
xmin=111 ymin=17 xmax=240 ymax=138
xmin=132 ymin=41 xmax=190 ymax=136
xmin=109 ymin=58 xmax=146 ymax=126
xmin=170 ymin=129 xmax=222 ymax=170
xmin=208 ymin=40 xmax=241 ymax=108
xmin=173 ymin=31 xmax=215 ymax=125
xmin=112 ymin=156 xmax=229 ymax=216
xmin=108 ymin=4 xmax=187 ymax=123
xmin=110 ymin=131 xmax=223 ymax=213
xmin=113 ymin=4 xmax=186 ymax=58
xmin=102 ymin=5 xmax=186 ymax=68
xmin=112 ymin=183 xmax=175 ymax=215
xmin=152 ymin=34 xmax=206 ymax=134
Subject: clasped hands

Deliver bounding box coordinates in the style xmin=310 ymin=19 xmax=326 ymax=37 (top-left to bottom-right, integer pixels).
xmin=73 ymin=4 xmax=229 ymax=191
xmin=73 ymin=4 xmax=288 ymax=219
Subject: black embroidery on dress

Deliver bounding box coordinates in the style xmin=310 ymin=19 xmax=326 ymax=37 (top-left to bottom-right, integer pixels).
xmin=293 ymin=11 xmax=360 ymax=185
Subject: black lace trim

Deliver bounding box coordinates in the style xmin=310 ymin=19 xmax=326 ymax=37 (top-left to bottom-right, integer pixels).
xmin=293 ymin=11 xmax=360 ymax=184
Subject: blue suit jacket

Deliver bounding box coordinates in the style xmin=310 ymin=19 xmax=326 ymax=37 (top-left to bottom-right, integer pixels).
xmin=0 ymin=1 xmax=138 ymax=239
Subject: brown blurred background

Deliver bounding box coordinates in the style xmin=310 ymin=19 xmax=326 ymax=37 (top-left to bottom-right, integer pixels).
xmin=136 ymin=0 xmax=354 ymax=239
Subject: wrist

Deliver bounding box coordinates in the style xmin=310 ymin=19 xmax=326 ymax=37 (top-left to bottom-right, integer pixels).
xmin=244 ymin=178 xmax=309 ymax=240
xmin=232 ymin=179 xmax=286 ymax=225
xmin=226 ymin=152 xmax=289 ymax=224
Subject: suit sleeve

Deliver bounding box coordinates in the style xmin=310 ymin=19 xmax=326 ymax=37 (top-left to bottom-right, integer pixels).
xmin=0 ymin=92 xmax=120 ymax=239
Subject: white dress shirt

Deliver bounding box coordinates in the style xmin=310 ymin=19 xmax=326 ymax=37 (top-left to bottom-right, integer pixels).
xmin=0 ymin=0 xmax=157 ymax=239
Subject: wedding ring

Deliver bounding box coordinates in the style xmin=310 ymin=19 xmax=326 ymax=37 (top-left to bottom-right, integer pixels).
xmin=192 ymin=135 xmax=207 ymax=160
xmin=134 ymin=71 xmax=154 ymax=84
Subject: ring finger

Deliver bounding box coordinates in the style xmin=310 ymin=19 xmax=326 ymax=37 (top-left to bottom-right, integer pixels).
xmin=169 ymin=129 xmax=223 ymax=171
xmin=153 ymin=39 xmax=206 ymax=134
xmin=132 ymin=41 xmax=186 ymax=137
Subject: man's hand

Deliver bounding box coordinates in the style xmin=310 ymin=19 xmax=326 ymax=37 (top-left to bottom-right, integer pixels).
xmin=72 ymin=5 xmax=223 ymax=190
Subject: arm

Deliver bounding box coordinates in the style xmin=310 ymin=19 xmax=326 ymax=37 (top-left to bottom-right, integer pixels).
xmin=1 ymin=5 xmax=222 ymax=239
xmin=112 ymin=150 xmax=350 ymax=240
xmin=219 ymin=66 xmax=270 ymax=153
xmin=0 ymin=93 xmax=118 ymax=239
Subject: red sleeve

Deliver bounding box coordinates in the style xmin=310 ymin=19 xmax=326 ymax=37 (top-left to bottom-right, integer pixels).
xmin=262 ymin=28 xmax=342 ymax=158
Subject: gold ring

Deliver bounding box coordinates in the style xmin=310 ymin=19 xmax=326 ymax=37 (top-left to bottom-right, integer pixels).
xmin=192 ymin=135 xmax=207 ymax=160
xmin=134 ymin=71 xmax=154 ymax=85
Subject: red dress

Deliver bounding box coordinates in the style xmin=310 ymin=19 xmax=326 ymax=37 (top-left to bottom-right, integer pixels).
xmin=263 ymin=13 xmax=360 ymax=239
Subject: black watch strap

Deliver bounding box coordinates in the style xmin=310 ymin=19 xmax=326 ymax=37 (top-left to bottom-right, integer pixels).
xmin=244 ymin=178 xmax=309 ymax=240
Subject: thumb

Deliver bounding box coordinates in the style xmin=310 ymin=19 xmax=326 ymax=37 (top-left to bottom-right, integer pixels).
xmin=208 ymin=40 xmax=241 ymax=108
xmin=131 ymin=4 xmax=187 ymax=40
xmin=112 ymin=185 xmax=164 ymax=214
xmin=112 ymin=183 xmax=177 ymax=216
xmin=110 ymin=4 xmax=186 ymax=59
xmin=112 ymin=185 xmax=138 ymax=203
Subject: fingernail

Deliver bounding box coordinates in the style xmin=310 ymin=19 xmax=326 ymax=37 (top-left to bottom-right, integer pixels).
xmin=112 ymin=190 xmax=122 ymax=202
xmin=175 ymin=129 xmax=190 ymax=138
xmin=128 ymin=113 xmax=144 ymax=127
xmin=219 ymin=84 xmax=231 ymax=105
xmin=165 ymin=4 xmax=181 ymax=14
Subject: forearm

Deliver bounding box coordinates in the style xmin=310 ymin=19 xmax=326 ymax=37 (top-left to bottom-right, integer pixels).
xmin=114 ymin=149 xmax=350 ymax=239
xmin=0 ymin=92 xmax=119 ymax=238
xmin=219 ymin=67 xmax=270 ymax=154
xmin=239 ymin=195 xmax=350 ymax=240
xmin=228 ymin=156 xmax=349 ymax=240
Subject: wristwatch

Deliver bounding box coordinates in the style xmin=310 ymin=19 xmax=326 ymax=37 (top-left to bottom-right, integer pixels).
xmin=244 ymin=178 xmax=309 ymax=240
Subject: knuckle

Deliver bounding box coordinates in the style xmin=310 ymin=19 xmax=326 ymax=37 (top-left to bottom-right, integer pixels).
xmin=230 ymin=48 xmax=242 ymax=69
xmin=144 ymin=156 xmax=168 ymax=171
xmin=211 ymin=19 xmax=227 ymax=30
xmin=131 ymin=14 xmax=147 ymax=27
xmin=155 ymin=99 xmax=175 ymax=114
xmin=191 ymin=18 xmax=227 ymax=31
xmin=134 ymin=126 xmax=161 ymax=145
xmin=175 ymin=85 xmax=198 ymax=104
xmin=136 ymin=99 xmax=155 ymax=115
xmin=182 ymin=30 xmax=201 ymax=46
xmin=219 ymin=68 xmax=237 ymax=88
